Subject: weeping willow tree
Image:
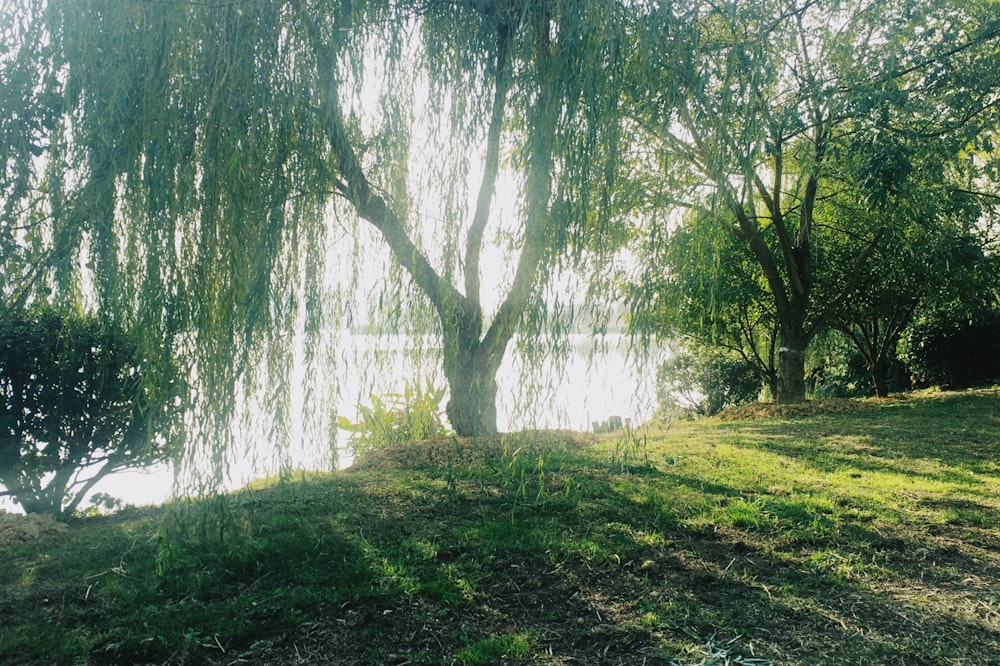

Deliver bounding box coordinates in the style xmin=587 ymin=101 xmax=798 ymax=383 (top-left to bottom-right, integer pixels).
xmin=0 ymin=0 xmax=626 ymax=496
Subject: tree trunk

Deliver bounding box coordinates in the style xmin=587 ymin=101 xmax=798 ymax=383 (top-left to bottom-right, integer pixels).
xmin=442 ymin=328 xmax=502 ymax=437
xmin=776 ymin=314 xmax=808 ymax=403
xmin=870 ymin=355 xmax=890 ymax=398
xmin=765 ymin=373 xmax=779 ymax=402
xmin=8 ymin=478 xmax=64 ymax=517
xmin=444 ymin=359 xmax=499 ymax=437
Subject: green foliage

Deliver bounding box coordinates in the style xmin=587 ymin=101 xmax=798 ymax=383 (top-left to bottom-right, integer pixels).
xmin=624 ymin=0 xmax=1000 ymax=404
xmin=457 ymin=633 xmax=534 ymax=665
xmin=900 ymin=306 xmax=1000 ymax=388
xmin=629 ymin=208 xmax=777 ymax=375
xmin=0 ymin=0 xmax=630 ymax=445
xmin=338 ymin=378 xmax=448 ymax=455
xmin=896 ymin=235 xmax=1000 ymax=389
xmin=485 ymin=439 xmax=557 ymax=506
xmin=0 ymin=308 xmax=179 ymax=516
xmin=611 ymin=423 xmax=653 ymax=473
xmin=657 ymin=346 xmax=761 ymax=417
xmin=804 ymin=331 xmax=907 ymax=398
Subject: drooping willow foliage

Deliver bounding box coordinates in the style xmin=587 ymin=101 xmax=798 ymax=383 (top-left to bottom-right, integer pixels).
xmin=0 ymin=0 xmax=629 ymax=492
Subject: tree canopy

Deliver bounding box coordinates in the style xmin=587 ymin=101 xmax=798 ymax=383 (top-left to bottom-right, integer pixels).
xmin=624 ymin=0 xmax=1000 ymax=402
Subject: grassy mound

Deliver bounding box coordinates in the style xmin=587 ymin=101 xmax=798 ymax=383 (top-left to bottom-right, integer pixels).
xmin=715 ymin=397 xmax=874 ymax=420
xmin=352 ymin=429 xmax=597 ymax=470
xmin=2 ymin=388 xmax=999 ymax=665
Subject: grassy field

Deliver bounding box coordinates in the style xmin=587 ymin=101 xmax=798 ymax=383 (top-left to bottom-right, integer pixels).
xmin=1 ymin=389 xmax=999 ymax=665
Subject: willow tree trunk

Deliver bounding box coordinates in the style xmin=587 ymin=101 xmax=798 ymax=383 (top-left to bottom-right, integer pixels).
xmin=442 ymin=336 xmax=502 ymax=437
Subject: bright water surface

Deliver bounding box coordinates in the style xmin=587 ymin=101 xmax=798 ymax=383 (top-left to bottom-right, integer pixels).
xmin=1 ymin=334 xmax=664 ymax=513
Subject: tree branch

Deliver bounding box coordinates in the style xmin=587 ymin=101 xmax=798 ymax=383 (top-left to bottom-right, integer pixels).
xmin=949 ymin=187 xmax=1000 ymax=203
xmin=732 ymin=201 xmax=791 ymax=316
xmin=464 ymin=25 xmax=511 ymax=313
xmin=480 ymin=1 xmax=558 ymax=369
xmin=62 ymin=458 xmax=121 ymax=515
xmin=310 ymin=41 xmax=469 ymax=325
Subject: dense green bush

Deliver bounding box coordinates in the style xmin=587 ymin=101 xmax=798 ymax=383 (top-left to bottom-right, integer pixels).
xmin=0 ymin=309 xmax=178 ymax=516
xmin=899 ymin=307 xmax=1000 ymax=389
xmin=656 ymin=347 xmax=761 ymax=417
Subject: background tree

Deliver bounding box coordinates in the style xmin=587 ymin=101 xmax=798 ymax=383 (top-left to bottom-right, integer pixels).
xmin=0 ymin=309 xmax=178 ymax=516
xmin=826 ymin=210 xmax=989 ymax=397
xmin=624 ymin=0 xmax=1000 ymax=403
xmin=898 ymin=241 xmax=1000 ymax=389
xmin=629 ymin=207 xmax=779 ymax=399
xmin=656 ymin=343 xmax=760 ymax=417
xmin=815 ymin=90 xmax=994 ymax=397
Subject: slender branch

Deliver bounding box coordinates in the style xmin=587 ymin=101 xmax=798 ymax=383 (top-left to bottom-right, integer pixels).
xmin=771 ymin=130 xmax=783 ymax=223
xmin=887 ymin=21 xmax=1000 ymax=83
xmin=62 ymin=459 xmax=121 ymax=515
xmin=732 ymin=201 xmax=790 ymax=316
xmin=753 ymin=172 xmax=776 ymax=216
xmin=480 ymin=1 xmax=558 ymax=369
xmin=949 ymin=187 xmax=1000 ymax=203
xmin=464 ymin=26 xmax=511 ymax=311
xmin=310 ymin=41 xmax=468 ymax=325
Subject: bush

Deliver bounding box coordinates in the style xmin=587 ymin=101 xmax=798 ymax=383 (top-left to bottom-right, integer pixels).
xmin=899 ymin=307 xmax=1000 ymax=388
xmin=338 ymin=378 xmax=448 ymax=455
xmin=0 ymin=309 xmax=178 ymax=516
xmin=656 ymin=347 xmax=761 ymax=417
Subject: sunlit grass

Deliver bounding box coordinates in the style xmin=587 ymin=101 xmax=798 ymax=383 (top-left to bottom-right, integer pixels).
xmin=1 ymin=389 xmax=999 ymax=664
xmin=456 ymin=632 xmax=535 ymax=665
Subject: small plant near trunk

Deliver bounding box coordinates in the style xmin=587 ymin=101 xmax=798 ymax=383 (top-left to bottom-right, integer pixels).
xmin=338 ymin=377 xmax=448 ymax=455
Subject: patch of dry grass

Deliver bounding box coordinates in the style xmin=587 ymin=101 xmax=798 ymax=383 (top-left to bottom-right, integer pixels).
xmin=714 ymin=398 xmax=874 ymax=420
xmin=0 ymin=510 xmax=67 ymax=547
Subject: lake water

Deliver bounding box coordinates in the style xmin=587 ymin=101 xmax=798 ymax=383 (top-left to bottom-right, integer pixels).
xmin=1 ymin=334 xmax=664 ymax=513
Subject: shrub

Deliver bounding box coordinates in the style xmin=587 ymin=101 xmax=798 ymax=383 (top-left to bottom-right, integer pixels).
xmin=338 ymin=378 xmax=448 ymax=455
xmin=899 ymin=307 xmax=1000 ymax=388
xmin=0 ymin=309 xmax=179 ymax=516
xmin=656 ymin=346 xmax=761 ymax=417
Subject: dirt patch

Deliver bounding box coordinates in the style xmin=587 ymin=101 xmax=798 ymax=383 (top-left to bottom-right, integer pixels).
xmin=350 ymin=429 xmax=597 ymax=470
xmin=715 ymin=398 xmax=874 ymax=421
xmin=0 ymin=510 xmax=68 ymax=547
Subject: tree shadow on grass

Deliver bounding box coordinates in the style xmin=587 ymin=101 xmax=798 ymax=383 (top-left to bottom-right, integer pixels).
xmin=241 ymin=469 xmax=1000 ymax=665
xmin=723 ymin=393 xmax=1000 ymax=479
xmin=733 ymin=430 xmax=997 ymax=489
xmin=556 ymin=473 xmax=1000 ymax=664
xmin=4 ymin=454 xmax=1000 ymax=666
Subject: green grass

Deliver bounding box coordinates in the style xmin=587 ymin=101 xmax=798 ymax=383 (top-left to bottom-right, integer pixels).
xmin=457 ymin=633 xmax=535 ymax=665
xmin=2 ymin=389 xmax=999 ymax=665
